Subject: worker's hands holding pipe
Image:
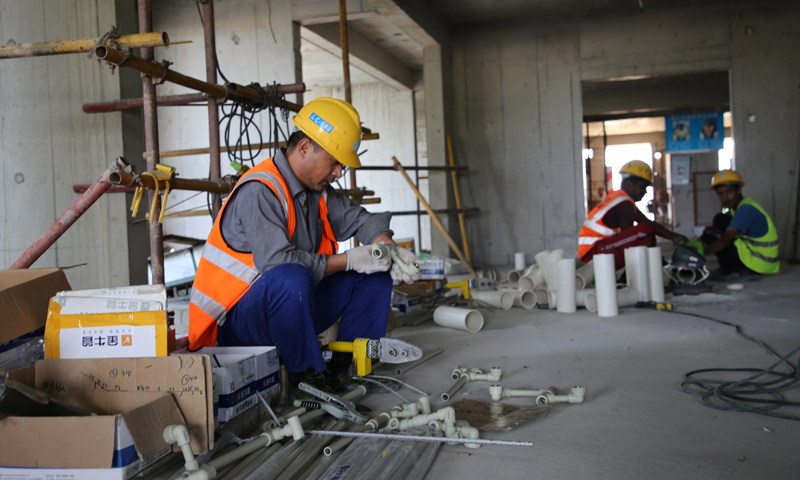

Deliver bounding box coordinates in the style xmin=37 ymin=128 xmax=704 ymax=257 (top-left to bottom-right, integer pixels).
xmin=346 ymin=245 xmax=392 ymax=274
xmin=391 ymin=246 xmax=421 ymax=284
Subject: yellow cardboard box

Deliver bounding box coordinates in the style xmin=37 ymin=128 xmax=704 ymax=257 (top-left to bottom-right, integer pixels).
xmin=44 ymin=299 xmax=170 ymax=359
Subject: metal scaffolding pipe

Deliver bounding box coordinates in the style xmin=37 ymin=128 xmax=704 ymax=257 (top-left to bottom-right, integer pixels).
xmin=201 ymin=0 xmax=222 ymax=217
xmin=9 ymin=158 xmax=128 ymax=269
xmin=149 ymin=132 xmax=379 ymax=160
xmin=139 ymin=0 xmax=164 ymax=285
xmin=0 ymin=32 xmax=169 ymax=59
xmin=82 ymin=83 xmax=305 ymax=114
xmin=108 ymin=170 xmax=235 ymax=194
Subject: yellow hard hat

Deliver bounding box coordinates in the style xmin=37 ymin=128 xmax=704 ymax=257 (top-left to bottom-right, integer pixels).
xmin=711 ymin=170 xmax=744 ymax=189
xmin=619 ymin=160 xmax=653 ymax=184
xmin=292 ymin=98 xmax=363 ymax=168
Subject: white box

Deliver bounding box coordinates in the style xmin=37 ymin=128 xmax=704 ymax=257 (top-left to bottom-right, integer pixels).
xmin=419 ymin=258 xmax=445 ymax=280
xmin=173 ymin=346 xmax=280 ymax=422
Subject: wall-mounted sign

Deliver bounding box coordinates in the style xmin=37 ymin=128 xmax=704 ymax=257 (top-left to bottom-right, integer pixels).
xmin=665 ymin=112 xmax=725 ymax=153
xmin=671 ymin=156 xmax=691 ymax=185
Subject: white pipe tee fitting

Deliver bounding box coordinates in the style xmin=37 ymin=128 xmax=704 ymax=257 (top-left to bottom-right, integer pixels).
xmin=163 ymin=424 xmax=199 ymax=473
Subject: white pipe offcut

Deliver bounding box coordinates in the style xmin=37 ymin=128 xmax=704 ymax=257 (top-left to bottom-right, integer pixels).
xmin=556 ymin=259 xmax=577 ymax=313
xmin=625 ymin=246 xmax=651 ymax=302
xmin=472 ymin=290 xmax=513 ymax=310
xmin=593 ymin=253 xmax=618 ymax=317
xmin=575 ymin=261 xmax=595 ymax=290
xmin=434 ymin=306 xmax=484 ymax=333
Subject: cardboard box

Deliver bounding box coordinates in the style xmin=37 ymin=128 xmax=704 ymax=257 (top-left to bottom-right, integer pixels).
xmin=44 ymin=299 xmax=170 ymax=359
xmin=0 ymin=393 xmax=183 ymax=479
xmin=173 ymin=346 xmax=280 ymax=422
xmin=34 ymin=356 xmax=214 ymax=454
xmin=419 ymin=258 xmax=445 ymax=280
xmin=0 ymin=268 xmax=71 ymax=345
xmin=391 ymin=290 xmax=424 ymax=314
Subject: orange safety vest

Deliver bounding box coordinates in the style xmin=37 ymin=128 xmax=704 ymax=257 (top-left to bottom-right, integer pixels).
xmin=188 ymin=157 xmax=338 ymax=350
xmin=578 ymin=189 xmax=635 ymax=260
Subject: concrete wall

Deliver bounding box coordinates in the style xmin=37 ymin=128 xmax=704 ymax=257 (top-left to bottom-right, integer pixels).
xmin=451 ymin=0 xmax=800 ymax=264
xmin=0 ymin=0 xmax=130 ymax=289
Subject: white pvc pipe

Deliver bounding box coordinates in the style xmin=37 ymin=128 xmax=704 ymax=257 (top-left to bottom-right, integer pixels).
xmin=625 ymin=246 xmax=651 ymax=302
xmin=472 ymin=290 xmax=513 ymax=310
xmin=556 ymin=259 xmax=577 ymax=313
xmin=534 ymin=251 xmax=550 ymax=284
xmin=507 ymin=270 xmax=522 ymax=283
xmin=514 ymin=252 xmax=526 ymax=271
xmin=546 ymin=249 xmax=564 ymax=292
xmin=593 ymin=253 xmax=618 ymax=317
xmin=511 ymin=290 xmax=536 ymax=309
xmin=520 ymin=269 xmax=544 ymax=290
xmin=523 ymin=264 xmax=539 ymax=276
xmin=575 ymin=261 xmax=595 ymax=290
xmin=575 ymin=288 xmax=595 ymax=308
xmin=547 ymin=290 xmax=557 ymax=309
xmin=677 ymin=267 xmax=696 ymax=284
xmin=433 ymin=306 xmax=484 ymax=333
xmin=585 ymin=288 xmax=639 ymax=313
xmin=646 ymin=247 xmax=665 ymax=302
xmin=534 ymin=287 xmax=548 ymax=306
xmin=516 ymin=275 xmax=535 ymax=291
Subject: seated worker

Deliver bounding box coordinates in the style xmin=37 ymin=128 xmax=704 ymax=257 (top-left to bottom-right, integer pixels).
xmin=579 ymin=160 xmax=687 ymax=269
xmin=702 ymin=170 xmax=779 ymax=280
xmin=187 ymin=97 xmax=420 ymax=396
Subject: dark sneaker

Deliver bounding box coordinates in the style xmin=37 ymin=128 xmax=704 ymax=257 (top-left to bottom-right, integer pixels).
xmin=288 ymin=369 xmax=333 ymax=401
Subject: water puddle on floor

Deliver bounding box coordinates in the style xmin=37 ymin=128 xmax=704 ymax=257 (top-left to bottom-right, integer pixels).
xmin=451 ymin=398 xmax=555 ymax=431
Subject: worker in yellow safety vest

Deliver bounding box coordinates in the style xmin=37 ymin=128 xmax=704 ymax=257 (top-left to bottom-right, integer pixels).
xmin=188 ymin=98 xmax=420 ymax=398
xmin=702 ymin=170 xmax=779 ymax=281
xmin=578 ymin=160 xmax=688 ymax=269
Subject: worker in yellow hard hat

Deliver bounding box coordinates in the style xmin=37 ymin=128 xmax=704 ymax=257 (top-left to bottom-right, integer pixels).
xmin=578 ymin=160 xmax=688 ymax=269
xmin=702 ymin=170 xmax=779 ymax=280
xmin=189 ymin=97 xmax=419 ymax=399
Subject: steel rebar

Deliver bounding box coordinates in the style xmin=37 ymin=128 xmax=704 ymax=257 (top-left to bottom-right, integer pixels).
xmin=0 ymin=32 xmax=168 ymax=59
xmin=307 ymin=430 xmax=535 ymax=447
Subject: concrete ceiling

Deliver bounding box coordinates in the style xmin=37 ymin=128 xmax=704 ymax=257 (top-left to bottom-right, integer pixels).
xmin=427 ymin=0 xmax=694 ymax=25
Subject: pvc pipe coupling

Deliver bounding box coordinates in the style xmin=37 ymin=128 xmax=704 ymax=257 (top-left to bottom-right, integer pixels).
xmin=452 ymin=366 xmax=502 ymax=382
xmin=390 ymin=396 xmax=432 ymax=418
xmin=163 ymin=424 xmax=199 ymax=473
xmin=489 ymin=385 xmax=585 ymax=405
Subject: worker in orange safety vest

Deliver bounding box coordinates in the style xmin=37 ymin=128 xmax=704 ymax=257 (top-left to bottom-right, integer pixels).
xmin=578 ymin=160 xmax=687 ymax=269
xmin=188 ymin=98 xmax=420 ymax=398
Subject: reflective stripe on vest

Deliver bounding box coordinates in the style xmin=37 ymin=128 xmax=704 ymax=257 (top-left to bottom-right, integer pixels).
xmin=731 ymin=197 xmax=780 ymax=274
xmin=188 ymin=157 xmax=339 ymax=350
xmin=578 ymin=190 xmax=635 ymax=259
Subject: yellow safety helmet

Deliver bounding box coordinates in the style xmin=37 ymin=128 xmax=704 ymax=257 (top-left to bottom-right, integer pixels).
xmin=619 ymin=160 xmax=653 ymax=184
xmin=292 ymin=97 xmax=363 ymax=168
xmin=711 ymin=169 xmax=744 ymax=189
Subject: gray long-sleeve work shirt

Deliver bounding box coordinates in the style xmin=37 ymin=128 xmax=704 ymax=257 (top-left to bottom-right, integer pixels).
xmin=219 ymin=149 xmax=393 ymax=283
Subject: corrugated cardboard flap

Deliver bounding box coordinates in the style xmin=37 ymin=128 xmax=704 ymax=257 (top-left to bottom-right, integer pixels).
xmin=0 ymin=268 xmax=71 ymax=345
xmin=0 ymin=415 xmax=116 ymax=468
xmin=122 ymin=393 xmax=185 ymax=460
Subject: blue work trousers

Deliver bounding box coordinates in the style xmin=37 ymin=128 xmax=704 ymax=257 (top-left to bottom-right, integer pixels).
xmin=217 ymin=263 xmax=392 ymax=374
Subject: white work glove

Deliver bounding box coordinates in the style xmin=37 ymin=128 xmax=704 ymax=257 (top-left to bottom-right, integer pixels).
xmin=346 ymin=245 xmax=391 ymax=275
xmin=391 ymin=246 xmax=421 ymax=285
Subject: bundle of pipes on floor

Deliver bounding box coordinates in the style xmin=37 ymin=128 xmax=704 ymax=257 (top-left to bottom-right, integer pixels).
xmin=428 ymin=246 xmax=666 ymax=328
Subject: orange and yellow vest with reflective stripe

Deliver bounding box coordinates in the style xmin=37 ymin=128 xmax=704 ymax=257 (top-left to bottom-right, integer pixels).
xmin=578 ymin=189 xmax=635 ymax=260
xmin=188 ymin=157 xmax=338 ymax=350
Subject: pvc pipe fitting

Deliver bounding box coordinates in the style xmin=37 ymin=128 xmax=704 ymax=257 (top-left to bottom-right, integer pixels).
xmin=457 ymin=425 xmax=481 ymax=449
xmin=534 ymin=251 xmax=550 ymax=284
xmin=489 ymin=385 xmax=554 ymax=402
xmin=547 ymin=290 xmax=557 ymax=310
xmin=512 ymin=290 xmax=536 ymax=309
xmin=556 ymin=259 xmax=577 ymax=313
xmin=390 ymin=397 xmax=431 ymax=418
xmin=370 ymin=243 xmax=392 ymax=259
xmin=163 ymin=424 xmax=199 ymax=472
xmin=516 ymin=275 xmax=535 ymax=291
xmin=452 ymin=366 xmax=502 ymax=382
xmin=575 ymin=288 xmax=595 ymax=308
xmin=522 ymin=268 xmax=545 ymax=290
xmin=471 ymin=290 xmax=513 ymax=310
xmin=391 ymin=407 xmax=457 ymax=431
xmin=507 ymin=270 xmax=522 ymax=283
xmin=264 ymin=415 xmax=305 ymax=444
xmin=434 ymin=306 xmax=484 ymax=333
xmin=536 ymin=386 xmax=585 ymax=405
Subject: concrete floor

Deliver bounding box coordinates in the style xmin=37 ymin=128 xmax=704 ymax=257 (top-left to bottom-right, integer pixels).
xmin=358 ymin=264 xmax=800 ymax=479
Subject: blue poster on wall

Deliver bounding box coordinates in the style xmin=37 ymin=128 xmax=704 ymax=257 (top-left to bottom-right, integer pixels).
xmin=665 ymin=112 xmax=725 ymax=153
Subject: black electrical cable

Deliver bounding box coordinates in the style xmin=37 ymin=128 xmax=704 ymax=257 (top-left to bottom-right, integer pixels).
xmin=668 ymin=309 xmax=800 ymax=421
